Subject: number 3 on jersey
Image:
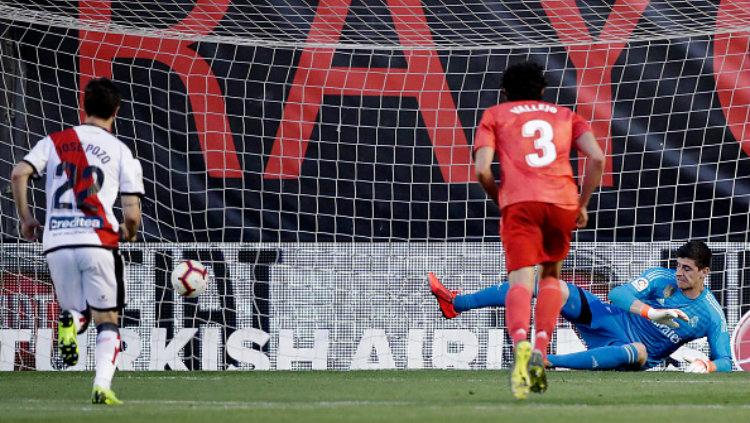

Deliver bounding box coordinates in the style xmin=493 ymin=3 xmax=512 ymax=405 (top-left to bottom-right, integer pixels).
xmin=523 ymin=119 xmax=557 ymax=167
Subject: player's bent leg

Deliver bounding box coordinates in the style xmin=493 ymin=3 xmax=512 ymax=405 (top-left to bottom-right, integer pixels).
xmin=453 ymin=283 xmax=509 ymax=313
xmin=533 ymin=272 xmax=563 ymax=355
xmin=452 ymin=278 xmax=567 ymax=314
xmin=76 ymin=308 xmax=91 ymax=334
xmin=91 ymin=310 xmax=122 ymax=405
xmin=514 ymin=262 xmax=561 ymax=394
xmin=547 ymin=343 xmax=643 ymax=370
xmin=506 ymin=267 xmax=534 ymax=344
xmin=559 ymin=282 xmax=584 ymax=322
xmin=632 ymin=342 xmax=648 ymax=367
xmin=48 ymin=250 xmax=87 ymax=368
xmin=58 ymin=307 xmax=93 ymax=367
xmin=506 ymin=267 xmax=535 ymax=400
xmin=530 ymin=268 xmax=563 ymax=394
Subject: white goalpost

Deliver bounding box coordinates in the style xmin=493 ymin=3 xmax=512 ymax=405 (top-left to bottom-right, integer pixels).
xmin=0 ymin=0 xmax=749 ymax=371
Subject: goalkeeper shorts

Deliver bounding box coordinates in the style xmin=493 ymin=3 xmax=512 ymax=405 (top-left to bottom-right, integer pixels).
xmin=568 ymin=287 xmax=634 ymax=348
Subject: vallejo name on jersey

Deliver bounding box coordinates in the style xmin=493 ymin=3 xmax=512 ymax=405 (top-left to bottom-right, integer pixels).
xmin=509 ymin=103 xmax=558 ymax=115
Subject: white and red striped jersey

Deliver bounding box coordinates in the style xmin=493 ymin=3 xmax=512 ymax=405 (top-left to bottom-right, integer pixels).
xmin=23 ymin=124 xmax=144 ymax=253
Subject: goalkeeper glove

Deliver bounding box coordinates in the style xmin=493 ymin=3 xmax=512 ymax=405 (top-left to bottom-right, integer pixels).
xmin=684 ymin=357 xmax=716 ymax=373
xmin=639 ymin=305 xmax=689 ymax=328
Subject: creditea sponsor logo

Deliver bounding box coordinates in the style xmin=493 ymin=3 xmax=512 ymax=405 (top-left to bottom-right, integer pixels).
xmin=48 ymin=216 xmax=103 ymax=230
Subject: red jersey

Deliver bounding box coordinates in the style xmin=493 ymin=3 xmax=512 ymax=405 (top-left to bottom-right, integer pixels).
xmin=474 ymin=100 xmax=592 ymax=210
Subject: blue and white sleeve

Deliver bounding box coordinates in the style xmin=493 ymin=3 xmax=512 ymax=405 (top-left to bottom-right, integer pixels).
xmin=608 ymin=268 xmax=666 ymax=312
xmin=707 ymin=309 xmax=733 ymax=372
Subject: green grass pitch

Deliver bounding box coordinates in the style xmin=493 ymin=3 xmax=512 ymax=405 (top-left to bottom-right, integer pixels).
xmin=1 ymin=370 xmax=749 ymax=422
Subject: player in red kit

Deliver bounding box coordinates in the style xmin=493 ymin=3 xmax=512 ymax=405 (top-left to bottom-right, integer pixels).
xmin=428 ymin=61 xmax=604 ymax=399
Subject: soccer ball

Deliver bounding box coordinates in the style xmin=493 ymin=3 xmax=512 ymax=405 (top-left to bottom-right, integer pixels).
xmin=170 ymin=259 xmax=209 ymax=298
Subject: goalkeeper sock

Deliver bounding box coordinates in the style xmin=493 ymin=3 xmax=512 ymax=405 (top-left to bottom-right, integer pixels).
xmin=93 ymin=323 xmax=121 ymax=390
xmin=505 ymin=284 xmax=532 ymax=344
xmin=547 ymin=344 xmax=640 ymax=370
xmin=453 ymin=283 xmax=509 ymax=312
xmin=533 ymin=277 xmax=563 ymax=358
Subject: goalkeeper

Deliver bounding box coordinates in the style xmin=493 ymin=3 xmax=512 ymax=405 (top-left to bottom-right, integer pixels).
xmin=429 ymin=240 xmax=732 ymax=372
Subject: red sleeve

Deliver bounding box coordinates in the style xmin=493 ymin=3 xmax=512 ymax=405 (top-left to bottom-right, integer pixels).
xmin=473 ymin=108 xmax=496 ymax=152
xmin=571 ymin=112 xmax=592 ymax=140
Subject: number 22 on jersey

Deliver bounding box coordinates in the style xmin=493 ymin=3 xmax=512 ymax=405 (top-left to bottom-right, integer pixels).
xmin=52 ymin=162 xmax=105 ymax=213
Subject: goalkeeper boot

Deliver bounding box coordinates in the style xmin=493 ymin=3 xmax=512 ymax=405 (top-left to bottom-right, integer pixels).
xmin=510 ymin=340 xmax=532 ymax=400
xmin=428 ymin=272 xmax=460 ymax=319
xmin=529 ymin=349 xmax=548 ymax=394
xmin=58 ymin=310 xmax=78 ymax=367
xmin=92 ymin=386 xmax=123 ymax=405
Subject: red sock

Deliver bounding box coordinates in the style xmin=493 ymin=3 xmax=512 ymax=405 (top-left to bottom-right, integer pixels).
xmin=534 ymin=276 xmax=563 ymax=358
xmin=505 ymin=284 xmax=532 ymax=345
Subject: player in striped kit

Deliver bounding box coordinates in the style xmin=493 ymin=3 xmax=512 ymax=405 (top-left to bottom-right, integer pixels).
xmin=10 ymin=78 xmax=144 ymax=405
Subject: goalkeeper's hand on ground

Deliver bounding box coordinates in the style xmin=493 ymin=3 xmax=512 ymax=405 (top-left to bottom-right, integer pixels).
xmin=640 ymin=306 xmax=689 ymax=328
xmin=684 ymin=357 xmax=716 ymax=373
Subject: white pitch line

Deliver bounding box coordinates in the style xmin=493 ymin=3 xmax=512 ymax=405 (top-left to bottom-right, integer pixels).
xmin=117 ymin=375 xmax=226 ymax=381
xmin=4 ymin=399 xmax=750 ymax=412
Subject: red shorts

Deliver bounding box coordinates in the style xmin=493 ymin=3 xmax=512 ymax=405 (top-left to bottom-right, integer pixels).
xmin=500 ymin=202 xmax=578 ymax=272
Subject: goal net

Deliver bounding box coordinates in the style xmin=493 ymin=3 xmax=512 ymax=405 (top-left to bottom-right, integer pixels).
xmin=1 ymin=0 xmax=749 ymax=371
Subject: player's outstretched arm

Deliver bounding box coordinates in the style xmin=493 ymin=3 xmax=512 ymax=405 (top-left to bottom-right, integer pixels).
xmin=684 ymin=356 xmax=726 ymax=373
xmin=683 ymin=349 xmax=732 ymax=373
xmin=608 ymin=283 xmax=688 ymax=328
xmin=638 ymin=306 xmax=689 ymax=328
xmin=702 ymin=357 xmax=733 ymax=373
xmin=10 ymin=161 xmax=42 ymax=241
xmin=687 ymin=314 xmax=734 ymax=373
